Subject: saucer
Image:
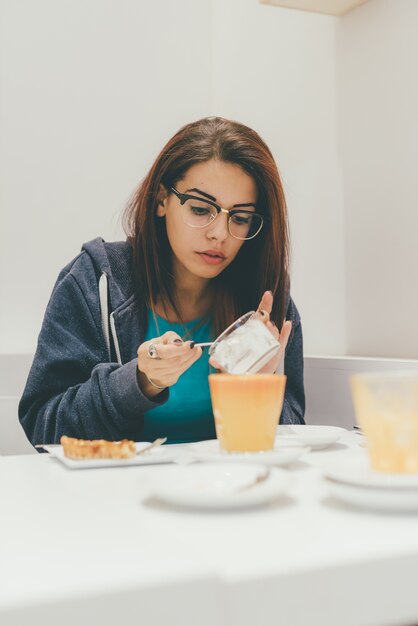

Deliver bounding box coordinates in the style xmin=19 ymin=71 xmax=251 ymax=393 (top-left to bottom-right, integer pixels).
xmin=324 ymin=467 xmax=418 ymax=512
xmin=187 ymin=439 xmax=309 ymax=466
xmin=149 ymin=463 xmax=291 ymax=510
xmin=276 ymin=425 xmax=346 ymax=450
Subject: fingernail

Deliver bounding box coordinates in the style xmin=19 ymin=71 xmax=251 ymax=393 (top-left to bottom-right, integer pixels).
xmin=189 ymin=341 xmax=196 ymax=349
xmin=268 ymin=290 xmax=273 ymax=296
xmin=173 ymin=339 xmax=183 ymax=345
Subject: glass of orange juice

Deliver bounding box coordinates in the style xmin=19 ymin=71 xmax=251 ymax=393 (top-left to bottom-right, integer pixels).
xmin=208 ymin=374 xmax=287 ymax=452
xmin=351 ymin=372 xmax=418 ymax=473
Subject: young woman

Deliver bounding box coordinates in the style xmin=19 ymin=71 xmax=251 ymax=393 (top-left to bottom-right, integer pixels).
xmin=19 ymin=117 xmax=305 ymax=445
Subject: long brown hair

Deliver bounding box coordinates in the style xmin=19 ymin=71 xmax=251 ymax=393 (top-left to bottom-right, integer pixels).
xmin=123 ymin=117 xmax=290 ymax=336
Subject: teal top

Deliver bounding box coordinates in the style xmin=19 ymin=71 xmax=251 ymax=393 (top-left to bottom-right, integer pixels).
xmin=142 ymin=311 xmax=216 ymax=443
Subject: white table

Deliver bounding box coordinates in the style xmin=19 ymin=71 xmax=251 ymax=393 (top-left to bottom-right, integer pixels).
xmin=1 ymin=431 xmax=418 ymax=626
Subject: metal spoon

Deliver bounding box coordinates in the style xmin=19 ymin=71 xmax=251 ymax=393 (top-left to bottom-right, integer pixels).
xmin=137 ymin=437 xmax=167 ymax=455
xmin=236 ymin=468 xmax=271 ymax=492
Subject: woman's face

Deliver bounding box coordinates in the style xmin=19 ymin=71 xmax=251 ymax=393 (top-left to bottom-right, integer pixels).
xmin=157 ymin=160 xmax=258 ymax=284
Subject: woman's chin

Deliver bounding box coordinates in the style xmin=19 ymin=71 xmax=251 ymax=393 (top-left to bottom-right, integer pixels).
xmin=194 ymin=266 xmax=224 ymax=279
xmin=178 ymin=258 xmax=217 ymax=279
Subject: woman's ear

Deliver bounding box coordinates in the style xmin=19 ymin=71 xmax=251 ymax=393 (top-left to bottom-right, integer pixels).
xmin=156 ymin=184 xmax=169 ymax=217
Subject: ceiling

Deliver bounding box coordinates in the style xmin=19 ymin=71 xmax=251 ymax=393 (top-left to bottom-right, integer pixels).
xmin=260 ymin=0 xmax=370 ymax=17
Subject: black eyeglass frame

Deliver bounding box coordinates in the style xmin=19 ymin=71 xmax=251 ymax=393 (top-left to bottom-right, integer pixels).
xmin=169 ymin=186 xmax=264 ymax=241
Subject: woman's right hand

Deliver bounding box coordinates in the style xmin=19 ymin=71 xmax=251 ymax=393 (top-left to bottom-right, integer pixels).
xmin=137 ymin=331 xmax=202 ymax=397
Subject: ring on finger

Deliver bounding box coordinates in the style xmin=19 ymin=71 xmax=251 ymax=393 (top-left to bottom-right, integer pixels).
xmin=147 ymin=343 xmax=161 ymax=360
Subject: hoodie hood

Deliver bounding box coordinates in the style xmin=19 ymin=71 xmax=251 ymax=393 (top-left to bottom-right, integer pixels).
xmin=79 ymin=238 xmax=136 ymax=364
xmin=81 ymin=237 xmax=134 ymax=313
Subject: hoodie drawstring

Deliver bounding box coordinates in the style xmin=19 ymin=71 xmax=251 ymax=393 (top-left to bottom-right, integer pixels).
xmin=99 ymin=272 xmax=111 ymax=360
xmin=99 ymin=272 xmax=122 ymax=365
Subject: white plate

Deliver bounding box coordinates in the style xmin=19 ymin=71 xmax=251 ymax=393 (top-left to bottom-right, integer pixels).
xmin=324 ymin=467 xmax=418 ymax=512
xmin=276 ymin=425 xmax=346 ymax=450
xmin=187 ymin=439 xmax=309 ymax=466
xmin=150 ymin=463 xmax=291 ymax=509
xmin=43 ymin=442 xmax=176 ymax=469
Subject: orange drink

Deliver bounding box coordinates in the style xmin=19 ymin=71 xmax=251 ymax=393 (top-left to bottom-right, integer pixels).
xmin=208 ymin=374 xmax=286 ymax=452
xmin=351 ymin=372 xmax=418 ymax=473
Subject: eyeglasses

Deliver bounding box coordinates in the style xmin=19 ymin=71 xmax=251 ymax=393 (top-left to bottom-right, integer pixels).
xmin=170 ymin=187 xmax=264 ymax=241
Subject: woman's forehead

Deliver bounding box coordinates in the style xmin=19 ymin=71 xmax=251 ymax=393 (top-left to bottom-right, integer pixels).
xmin=180 ymin=160 xmax=257 ymax=202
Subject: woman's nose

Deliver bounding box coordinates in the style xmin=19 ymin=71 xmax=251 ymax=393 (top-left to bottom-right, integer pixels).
xmin=206 ymin=212 xmax=229 ymax=241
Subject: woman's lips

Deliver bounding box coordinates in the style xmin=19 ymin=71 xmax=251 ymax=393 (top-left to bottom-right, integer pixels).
xmin=196 ymin=252 xmax=226 ymax=265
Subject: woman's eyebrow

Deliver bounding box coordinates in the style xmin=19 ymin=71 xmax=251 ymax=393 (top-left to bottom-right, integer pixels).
xmin=185 ymin=187 xmax=256 ymax=208
xmin=186 ymin=187 xmax=216 ymax=201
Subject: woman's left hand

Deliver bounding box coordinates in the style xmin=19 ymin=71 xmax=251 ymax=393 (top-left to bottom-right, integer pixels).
xmin=209 ymin=291 xmax=292 ymax=373
xmin=253 ymin=291 xmax=291 ymax=373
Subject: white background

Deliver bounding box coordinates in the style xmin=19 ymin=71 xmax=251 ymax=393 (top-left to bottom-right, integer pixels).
xmin=1 ymin=0 xmax=417 ymax=358
xmin=337 ymin=0 xmax=418 ymax=358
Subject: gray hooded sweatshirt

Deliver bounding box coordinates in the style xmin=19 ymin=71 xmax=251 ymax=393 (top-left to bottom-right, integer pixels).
xmin=19 ymin=238 xmax=305 ymax=446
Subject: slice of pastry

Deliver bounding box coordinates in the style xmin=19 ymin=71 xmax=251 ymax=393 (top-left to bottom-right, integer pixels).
xmin=61 ymin=435 xmax=136 ymax=460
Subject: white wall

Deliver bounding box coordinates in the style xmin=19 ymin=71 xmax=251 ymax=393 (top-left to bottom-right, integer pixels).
xmin=0 ymin=0 xmax=344 ymax=357
xmin=337 ymin=0 xmax=418 ymax=358
xmin=212 ymin=0 xmax=345 ymax=355
xmin=0 ymin=0 xmax=212 ymax=353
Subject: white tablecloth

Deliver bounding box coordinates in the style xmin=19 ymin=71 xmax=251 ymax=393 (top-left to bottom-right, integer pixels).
xmin=1 ymin=431 xmax=418 ymax=626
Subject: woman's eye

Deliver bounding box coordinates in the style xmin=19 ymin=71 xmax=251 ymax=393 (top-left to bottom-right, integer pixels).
xmin=191 ymin=205 xmax=211 ymax=215
xmin=232 ymin=214 xmax=251 ymax=225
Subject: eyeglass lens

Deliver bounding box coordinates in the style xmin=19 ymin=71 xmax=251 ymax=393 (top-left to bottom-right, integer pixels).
xmin=181 ymin=198 xmax=262 ymax=240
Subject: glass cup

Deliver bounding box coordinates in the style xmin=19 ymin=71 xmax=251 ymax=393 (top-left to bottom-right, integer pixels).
xmin=208 ymin=311 xmax=280 ymax=374
xmin=208 ymin=373 xmax=287 ymax=452
xmin=350 ymin=372 xmax=418 ymax=473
